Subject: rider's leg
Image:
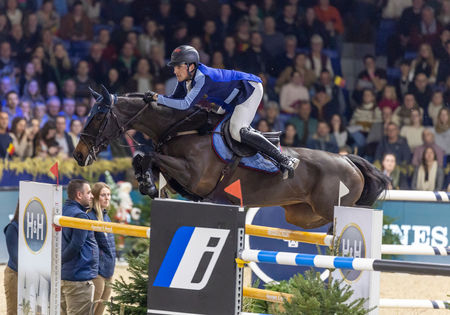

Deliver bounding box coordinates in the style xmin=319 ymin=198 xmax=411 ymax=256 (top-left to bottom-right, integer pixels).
xmin=229 ymin=82 xmax=299 ymax=179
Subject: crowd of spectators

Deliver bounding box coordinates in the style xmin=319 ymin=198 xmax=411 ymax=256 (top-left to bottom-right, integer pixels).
xmin=0 ymin=0 xmax=449 ymax=191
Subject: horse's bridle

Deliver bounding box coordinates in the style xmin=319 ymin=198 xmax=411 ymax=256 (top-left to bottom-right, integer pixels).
xmin=79 ymin=94 xmax=150 ymax=163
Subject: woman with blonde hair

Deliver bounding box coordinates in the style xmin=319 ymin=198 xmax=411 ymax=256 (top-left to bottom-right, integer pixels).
xmin=400 ymin=108 xmax=424 ymax=150
xmin=87 ymin=182 xmax=116 ymax=315
xmin=409 ymin=43 xmax=439 ymax=84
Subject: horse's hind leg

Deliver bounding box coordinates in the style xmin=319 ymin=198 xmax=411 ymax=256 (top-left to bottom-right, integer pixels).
xmin=284 ymin=203 xmax=330 ymax=229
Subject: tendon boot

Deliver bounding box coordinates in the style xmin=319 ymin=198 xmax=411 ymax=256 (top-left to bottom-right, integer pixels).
xmin=239 ymin=127 xmax=299 ymax=179
xmin=132 ymin=153 xmax=158 ymax=198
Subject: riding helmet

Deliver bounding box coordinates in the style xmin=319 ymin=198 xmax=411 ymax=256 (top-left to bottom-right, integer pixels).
xmin=167 ymin=45 xmax=200 ymax=67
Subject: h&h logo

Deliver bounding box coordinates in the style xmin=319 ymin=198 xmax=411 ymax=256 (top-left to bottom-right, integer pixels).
xmin=153 ymin=226 xmax=230 ymax=290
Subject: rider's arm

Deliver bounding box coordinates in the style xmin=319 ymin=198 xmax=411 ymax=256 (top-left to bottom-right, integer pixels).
xmin=157 ymin=75 xmax=207 ymax=110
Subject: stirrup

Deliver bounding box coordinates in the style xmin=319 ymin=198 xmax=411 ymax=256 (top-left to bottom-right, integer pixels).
xmin=281 ymin=157 xmax=300 ymax=180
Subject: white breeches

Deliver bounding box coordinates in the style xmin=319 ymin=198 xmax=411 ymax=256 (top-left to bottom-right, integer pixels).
xmin=229 ymin=81 xmax=263 ymax=142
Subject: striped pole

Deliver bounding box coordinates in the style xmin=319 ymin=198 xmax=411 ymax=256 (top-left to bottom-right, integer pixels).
xmin=240 ymin=249 xmax=450 ymax=276
xmin=381 ymin=190 xmax=450 ymax=202
xmin=245 ymin=224 xmax=333 ymax=246
xmin=246 ymin=224 xmax=450 ymax=256
xmin=53 ymin=215 xmax=150 ymax=238
xmin=243 ymin=287 xmax=450 ymax=310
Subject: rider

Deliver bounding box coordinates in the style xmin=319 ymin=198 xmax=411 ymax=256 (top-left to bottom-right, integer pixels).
xmin=143 ymin=45 xmax=299 ymax=179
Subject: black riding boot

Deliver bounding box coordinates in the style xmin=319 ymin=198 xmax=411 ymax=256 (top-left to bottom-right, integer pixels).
xmin=239 ymin=127 xmax=299 ymax=179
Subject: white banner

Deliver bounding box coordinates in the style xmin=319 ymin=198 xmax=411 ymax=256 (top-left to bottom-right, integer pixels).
xmin=18 ymin=181 xmax=62 ymax=315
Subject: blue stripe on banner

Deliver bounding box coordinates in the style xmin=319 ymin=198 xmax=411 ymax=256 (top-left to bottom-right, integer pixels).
xmin=431 ymin=300 xmax=438 ymax=309
xmin=447 ymin=192 xmax=450 ymax=201
xmin=432 ymin=247 xmax=441 ymax=255
xmin=434 ymin=191 xmax=442 ymax=201
xmin=295 ymin=254 xmax=316 ymax=267
xmin=153 ymin=226 xmax=195 ymax=287
xmin=333 ymin=257 xmax=355 ymax=269
xmin=257 ymin=251 xmax=278 ymax=263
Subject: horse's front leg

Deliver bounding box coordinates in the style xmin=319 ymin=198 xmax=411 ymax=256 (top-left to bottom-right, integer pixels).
xmin=132 ymin=153 xmax=158 ymax=198
xmin=152 ymin=153 xmax=197 ymax=190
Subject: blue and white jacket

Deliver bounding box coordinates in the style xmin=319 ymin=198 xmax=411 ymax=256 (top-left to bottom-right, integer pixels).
xmin=61 ymin=199 xmax=99 ymax=281
xmin=157 ymin=64 xmax=262 ymax=112
xmin=4 ymin=220 xmax=18 ymax=272
xmin=87 ymin=209 xmax=116 ymax=278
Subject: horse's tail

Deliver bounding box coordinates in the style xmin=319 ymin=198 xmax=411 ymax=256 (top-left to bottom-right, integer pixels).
xmin=346 ymin=154 xmax=390 ymax=206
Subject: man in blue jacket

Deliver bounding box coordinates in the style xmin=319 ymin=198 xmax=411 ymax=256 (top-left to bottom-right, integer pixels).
xmin=61 ymin=179 xmax=98 ymax=315
xmin=144 ymin=45 xmax=299 ymax=179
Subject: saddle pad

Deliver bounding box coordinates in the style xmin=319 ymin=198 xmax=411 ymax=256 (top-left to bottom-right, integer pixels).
xmin=211 ymin=117 xmax=280 ymax=174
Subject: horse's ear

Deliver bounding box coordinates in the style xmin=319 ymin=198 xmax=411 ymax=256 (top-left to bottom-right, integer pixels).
xmin=100 ymin=84 xmax=112 ymax=106
xmin=89 ymin=87 xmax=101 ymax=101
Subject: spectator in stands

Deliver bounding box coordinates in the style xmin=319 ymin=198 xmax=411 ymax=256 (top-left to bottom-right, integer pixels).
xmin=261 ymin=16 xmax=284 ymax=59
xmin=412 ymin=128 xmax=445 ymax=167
xmin=82 ymin=0 xmax=100 ymax=23
xmin=49 ymin=43 xmax=73 ymax=90
xmin=87 ymin=182 xmax=115 ymax=315
xmin=74 ymin=60 xmax=95 ymax=99
xmin=33 ymin=120 xmax=60 ymax=157
xmin=276 ymin=53 xmax=316 ymax=92
xmin=408 ymin=6 xmax=443 ymax=51
xmin=0 ymin=112 xmax=13 ymax=158
xmin=277 ymin=3 xmax=298 ymax=35
xmin=202 ymin=19 xmax=220 ymax=57
xmin=439 ymin=0 xmax=450 ymax=25
xmin=210 ymin=51 xmax=225 ymax=69
xmin=329 ymin=113 xmax=350 ymax=149
xmin=394 ymin=59 xmax=413 ymax=99
xmin=9 ymin=116 xmax=33 ymax=159
xmin=238 ymin=31 xmax=269 ymax=74
xmin=297 ymin=7 xmax=328 ymax=48
xmin=0 ymin=14 xmax=9 ymax=43
xmin=61 ymin=179 xmax=97 ymax=315
xmin=103 ymin=68 xmax=123 ymax=95
xmin=215 ymin=3 xmax=234 ymax=41
xmin=87 ymin=43 xmax=110 ymax=84
xmin=69 ymin=118 xmax=82 ymax=146
xmin=190 ymin=36 xmax=210 ymax=65
xmin=55 ymin=115 xmax=74 ymax=157
xmin=412 ymin=146 xmax=444 ymax=190
xmin=375 ymin=122 xmax=411 ymax=165
xmin=349 ymin=89 xmax=381 ymax=134
xmin=255 ymin=119 xmax=270 ymax=132
xmin=37 ymin=0 xmax=60 ymax=33
xmin=96 ymin=28 xmax=116 ymax=64
xmin=112 ymin=15 xmax=135 ymax=50
xmin=42 ymin=96 xmax=61 ymax=124
xmin=9 ymin=24 xmax=27 ymax=63
xmin=19 ymin=99 xmax=32 ymax=122
xmin=62 ymin=78 xmax=76 ymax=100
xmin=222 ymin=35 xmax=239 ymax=70
xmin=265 ymin=101 xmax=284 ymax=132
xmin=33 ymin=102 xmax=46 ymax=126
xmin=353 ymin=54 xmax=387 ymax=104
xmin=272 ymin=35 xmax=298 ymax=77
xmin=3 ymin=202 xmax=18 ymax=315
xmin=155 ymin=0 xmax=176 ymax=40
xmin=127 ymin=58 xmax=152 ymax=93
xmin=288 ymin=101 xmax=318 ymax=146
xmin=408 ymin=72 xmax=432 ymax=124
xmin=3 ymin=91 xmax=22 ymax=121
xmin=280 ymin=123 xmax=300 ymax=147
xmin=428 ymin=91 xmax=445 ymax=126
xmin=381 ymin=153 xmax=408 ymax=190
xmin=125 ymin=31 xmax=140 ymax=58
xmin=167 ymin=22 xmax=189 ymax=55
xmin=19 ymin=61 xmax=36 ymax=96
xmin=62 ymin=98 xmax=76 ymax=124
xmin=280 ymin=71 xmax=309 ymax=115
xmin=314 ymin=0 xmax=344 ymax=51
xmin=378 ymin=85 xmax=400 ymax=112
xmin=23 ymin=79 xmax=45 ymax=105
xmin=6 ymin=0 xmax=22 ymax=26
xmin=409 ymin=43 xmax=439 ymax=84
xmin=367 ymin=106 xmax=394 ymax=158
xmin=311 ymin=85 xmax=338 ymax=122
xmin=59 ymin=1 xmax=93 ymax=41
xmin=400 ymin=108 xmax=425 ymax=150
xmin=0 ymin=41 xmax=16 ymax=78
xmin=184 ymin=2 xmax=203 ymax=37
xmin=115 ymin=42 xmax=138 ymax=83
xmin=437 ymin=39 xmax=450 ymax=84
xmin=138 ymin=19 xmax=164 ymax=58
xmin=148 ymin=45 xmax=172 ymax=83
xmin=433 ymin=108 xmax=450 ymax=155
xmin=307 ymin=120 xmax=339 ymax=153
xmin=305 ymin=34 xmax=333 ymax=78
xmin=393 ymin=93 xmax=423 ymax=127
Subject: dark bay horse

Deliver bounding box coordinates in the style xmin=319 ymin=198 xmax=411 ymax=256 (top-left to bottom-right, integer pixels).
xmin=73 ymin=86 xmax=389 ymax=229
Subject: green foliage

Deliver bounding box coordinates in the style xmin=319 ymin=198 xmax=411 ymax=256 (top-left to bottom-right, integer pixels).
xmin=107 ymin=243 xmax=149 ymax=315
xmin=245 ymin=270 xmax=372 ymax=315
xmin=382 ymin=214 xmax=401 ymax=259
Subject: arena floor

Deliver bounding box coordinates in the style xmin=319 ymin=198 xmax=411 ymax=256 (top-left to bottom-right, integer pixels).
xmin=1 ymin=264 xmax=449 ymax=314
